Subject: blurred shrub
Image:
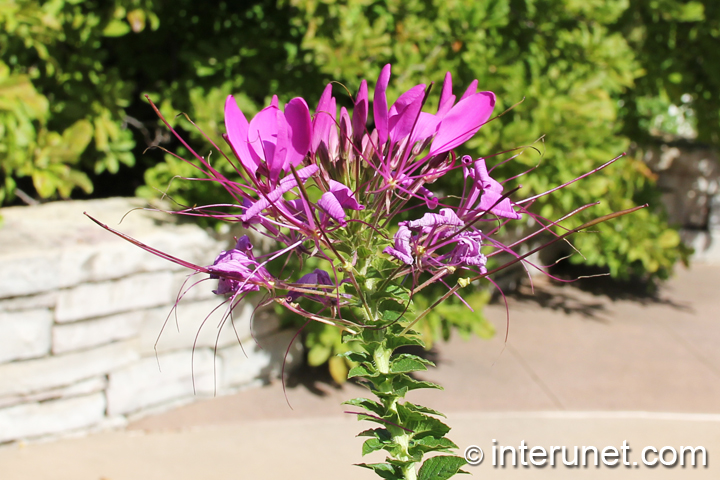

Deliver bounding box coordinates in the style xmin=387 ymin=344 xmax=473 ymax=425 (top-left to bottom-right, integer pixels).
xmin=615 ymin=1 xmax=718 ymax=144
xmin=283 ymin=0 xmax=690 ymax=280
xmin=0 ymin=0 xmax=151 ymax=204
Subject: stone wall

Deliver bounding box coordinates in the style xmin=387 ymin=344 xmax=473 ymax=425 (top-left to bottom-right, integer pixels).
xmin=0 ymin=198 xmax=301 ymax=444
xmin=644 ymin=144 xmax=720 ymax=263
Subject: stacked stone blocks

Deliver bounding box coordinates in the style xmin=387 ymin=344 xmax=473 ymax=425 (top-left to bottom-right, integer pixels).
xmin=0 ymin=198 xmax=301 ymax=444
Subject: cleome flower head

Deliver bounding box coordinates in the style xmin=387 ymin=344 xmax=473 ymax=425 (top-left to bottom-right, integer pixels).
xmin=88 ymin=63 xmax=639 ymax=348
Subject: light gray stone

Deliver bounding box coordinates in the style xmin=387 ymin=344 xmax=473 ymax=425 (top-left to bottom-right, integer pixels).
xmin=106 ymin=349 xmax=217 ymax=416
xmin=0 ymin=292 xmax=57 ymax=312
xmin=0 ymin=250 xmax=61 ymax=299
xmin=0 ymin=340 xmax=138 ymax=397
xmin=53 ymin=310 xmax=145 ymax=354
xmin=140 ymin=299 xmax=259 ymax=354
xmin=0 ymin=376 xmax=107 ymax=409
xmin=0 ymin=198 xmax=224 ymax=299
xmin=54 ymin=271 xmax=175 ymax=323
xmin=0 ymin=393 xmax=106 ymax=443
xmin=0 ymin=309 xmax=52 ymax=364
xmin=219 ymin=329 xmax=303 ymax=389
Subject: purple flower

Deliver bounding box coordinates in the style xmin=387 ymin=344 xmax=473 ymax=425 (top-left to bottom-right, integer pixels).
xmin=400 ymin=208 xmax=463 ymax=234
xmin=450 ymin=231 xmax=488 ymax=272
xmin=383 ymin=225 xmax=414 ymax=265
xmin=287 ymin=268 xmax=334 ymax=302
xmin=208 ymin=235 xmax=272 ymax=295
xmin=225 ymin=95 xmax=312 ymax=186
xmin=317 ymin=180 xmax=365 ymax=226
xmin=459 ymin=156 xmax=522 ymax=220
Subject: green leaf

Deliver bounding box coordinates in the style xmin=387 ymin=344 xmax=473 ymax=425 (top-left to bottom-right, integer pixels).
xmin=362 ymin=438 xmax=384 ymax=456
xmin=340 ymin=351 xmax=372 ymax=364
xmin=356 ymin=462 xmax=404 ymax=480
xmin=400 ymin=410 xmax=451 ymax=440
xmin=357 ymin=427 xmax=388 ymax=437
xmin=347 ymin=363 xmax=378 ymax=379
xmin=403 ymin=402 xmax=446 ymax=418
xmin=417 ymin=456 xmax=468 ymax=480
xmin=392 ymin=375 xmax=442 ymax=396
xmin=343 ymin=397 xmax=384 ymax=416
xmin=409 ymin=437 xmax=458 ymax=457
xmin=390 ymin=353 xmax=435 ymax=374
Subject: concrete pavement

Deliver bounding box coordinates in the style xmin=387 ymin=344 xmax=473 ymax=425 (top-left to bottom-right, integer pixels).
xmin=1 ymin=264 xmax=719 ymax=479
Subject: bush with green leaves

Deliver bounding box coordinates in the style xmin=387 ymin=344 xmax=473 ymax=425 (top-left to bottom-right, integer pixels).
xmin=284 ymin=0 xmax=691 ymax=280
xmin=0 ymin=0 xmax=155 ymax=204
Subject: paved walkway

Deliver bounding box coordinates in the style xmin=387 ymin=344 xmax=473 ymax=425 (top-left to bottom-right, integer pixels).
xmin=1 ymin=265 xmax=719 ymax=479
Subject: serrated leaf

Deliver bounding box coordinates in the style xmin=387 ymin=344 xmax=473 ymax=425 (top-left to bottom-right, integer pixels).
xmin=393 ymin=374 xmax=443 ymax=396
xmin=356 ymin=462 xmax=404 ymax=480
xmin=398 ymin=405 xmax=451 ymax=439
xmin=362 ymin=436 xmax=400 ymax=456
xmin=348 ymin=363 xmax=378 ymax=378
xmin=404 ymin=402 xmax=446 ymax=418
xmin=343 ymin=397 xmax=384 ymax=416
xmin=340 ymin=351 xmax=371 ymax=363
xmin=417 ymin=456 xmax=467 ymax=480
xmin=409 ymin=437 xmax=458 ymax=457
xmin=386 ymin=334 xmax=426 ymax=351
xmin=391 ymin=357 xmax=428 ymax=374
xmin=390 ymin=353 xmax=435 ymax=374
xmin=357 ymin=427 xmax=385 ymax=437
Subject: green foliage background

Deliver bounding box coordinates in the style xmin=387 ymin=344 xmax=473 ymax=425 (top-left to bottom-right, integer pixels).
xmin=2 ymin=0 xmax=710 ymax=374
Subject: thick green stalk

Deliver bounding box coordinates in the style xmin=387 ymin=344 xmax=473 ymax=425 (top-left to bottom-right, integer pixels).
xmin=344 ymin=314 xmax=467 ymax=480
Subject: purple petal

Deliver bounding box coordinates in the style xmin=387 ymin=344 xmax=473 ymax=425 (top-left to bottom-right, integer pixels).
xmin=373 ymin=64 xmax=391 ymax=147
xmin=318 ymin=191 xmax=347 ymax=225
xmin=328 ymin=179 xmax=364 ymax=210
xmin=327 ymin=97 xmax=338 ymax=156
xmin=287 ymin=268 xmax=333 ymax=301
xmin=478 ymin=191 xmax=521 ymax=219
xmin=234 ymin=235 xmax=254 ymax=252
xmin=247 ymin=103 xmax=279 ymax=167
xmin=429 ymin=91 xmax=496 ymax=156
xmin=460 ymin=79 xmax=478 ymax=101
xmin=284 ymin=97 xmax=312 ymax=169
xmin=471 ymin=159 xmax=521 ymax=219
xmin=409 ymin=112 xmax=440 ymax=147
xmin=224 ymin=96 xmax=258 ymax=176
xmin=339 ymin=106 xmax=352 ymax=155
xmin=352 ymin=79 xmax=368 ymax=145
xmin=383 ymin=226 xmax=414 ymax=264
xmin=437 ymin=72 xmax=455 ymax=117
xmin=312 ymin=84 xmax=335 ymax=153
xmin=388 ymin=84 xmax=426 ymax=144
xmin=404 ymin=208 xmax=463 ymax=232
xmin=240 ymin=165 xmax=317 ymax=221
xmin=269 ymin=109 xmax=289 ymax=185
xmin=472 ymin=157 xmax=502 ymax=194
